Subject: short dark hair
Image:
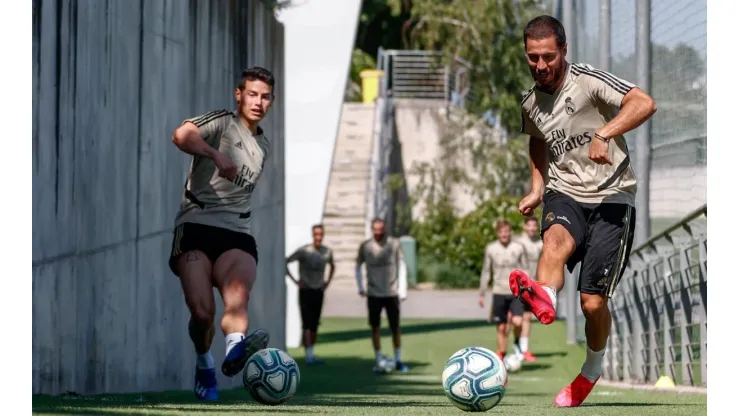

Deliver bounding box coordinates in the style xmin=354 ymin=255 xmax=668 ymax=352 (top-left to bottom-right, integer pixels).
xmin=371 ymin=217 xmax=385 ymax=225
xmin=238 ymin=66 xmax=276 ymax=92
xmin=523 ymin=15 xmax=567 ymax=48
xmin=524 ymin=217 xmax=538 ymax=224
xmin=312 ymin=224 xmax=324 ymax=231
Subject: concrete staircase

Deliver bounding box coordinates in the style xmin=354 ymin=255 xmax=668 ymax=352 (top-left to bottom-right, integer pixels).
xmin=322 ymin=103 xmax=375 ymax=289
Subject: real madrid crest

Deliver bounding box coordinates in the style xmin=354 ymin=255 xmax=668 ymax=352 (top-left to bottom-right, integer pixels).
xmin=565 ymin=97 xmax=576 ymax=115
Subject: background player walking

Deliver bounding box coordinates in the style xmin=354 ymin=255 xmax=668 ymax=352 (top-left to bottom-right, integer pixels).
xmin=286 ymin=224 xmax=336 ymax=365
xmin=478 ymin=220 xmax=528 ymax=361
xmin=169 ymin=67 xmax=278 ymax=401
xmin=510 ymin=15 xmax=657 ymax=408
xmin=355 ymin=218 xmax=410 ymax=373
xmin=512 ymin=217 xmax=543 ymax=362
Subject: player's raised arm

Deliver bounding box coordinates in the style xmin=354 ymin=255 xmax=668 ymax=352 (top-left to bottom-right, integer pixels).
xmin=172 ymin=110 xmax=238 ymax=180
xmin=577 ymin=65 xmax=657 ymax=164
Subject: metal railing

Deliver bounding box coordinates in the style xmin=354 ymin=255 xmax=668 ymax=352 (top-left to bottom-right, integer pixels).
xmin=603 ymin=204 xmax=707 ymax=387
xmin=366 ymin=48 xmax=470 ymax=237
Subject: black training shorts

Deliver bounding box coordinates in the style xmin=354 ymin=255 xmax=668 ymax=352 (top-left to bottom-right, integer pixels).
xmin=168 ymin=222 xmax=259 ymax=276
xmin=492 ymin=294 xmax=524 ymax=324
xmin=299 ymin=287 xmax=325 ymax=332
xmin=367 ymin=296 xmax=400 ymax=330
xmin=540 ymin=190 xmax=636 ymax=297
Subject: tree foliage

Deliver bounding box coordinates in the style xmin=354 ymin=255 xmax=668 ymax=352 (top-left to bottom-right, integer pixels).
xmin=405 ymin=0 xmax=546 ymax=133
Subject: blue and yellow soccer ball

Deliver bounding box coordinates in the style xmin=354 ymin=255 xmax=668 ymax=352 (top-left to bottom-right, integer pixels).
xmin=442 ymin=346 xmax=507 ymax=412
xmin=243 ymin=348 xmax=300 ymax=405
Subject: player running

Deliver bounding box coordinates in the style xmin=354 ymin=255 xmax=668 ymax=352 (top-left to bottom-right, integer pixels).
xmin=285 ymin=224 xmax=336 ymax=365
xmin=169 ymin=67 xmax=277 ymax=401
xmin=510 ymin=16 xmax=657 ymax=407
xmin=355 ymin=218 xmax=409 ymax=373
xmin=512 ymin=217 xmax=543 ymax=363
xmin=478 ymin=220 xmax=528 ymax=361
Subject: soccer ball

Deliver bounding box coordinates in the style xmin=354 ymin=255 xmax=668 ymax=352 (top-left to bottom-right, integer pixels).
xmin=373 ymin=355 xmax=396 ymax=374
xmin=442 ymin=346 xmax=507 ymax=412
xmin=503 ymin=354 xmax=522 ymax=373
xmin=243 ymin=348 xmax=300 ymax=405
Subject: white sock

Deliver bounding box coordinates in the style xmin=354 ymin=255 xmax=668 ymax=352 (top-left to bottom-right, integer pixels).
xmin=225 ymin=332 xmax=245 ymax=356
xmin=394 ymin=348 xmax=402 ymax=363
xmin=520 ymin=337 xmax=529 ymax=353
xmin=306 ymin=346 xmax=315 ymax=360
xmin=543 ymin=286 xmax=558 ymax=310
xmin=580 ymin=346 xmax=605 ymax=382
xmin=196 ymin=351 xmax=214 ymax=369
xmin=375 ymin=350 xmax=383 ymax=362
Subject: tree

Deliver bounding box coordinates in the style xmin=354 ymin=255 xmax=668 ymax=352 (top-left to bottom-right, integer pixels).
xmin=404 ymin=0 xmax=548 ymax=133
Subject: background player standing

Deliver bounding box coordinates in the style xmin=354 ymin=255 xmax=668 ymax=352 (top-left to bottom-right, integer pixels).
xmin=169 ymin=67 xmax=277 ymax=401
xmin=512 ymin=217 xmax=543 ymax=362
xmin=478 ymin=220 xmax=527 ymax=361
xmin=355 ymin=218 xmax=410 ymax=373
xmin=286 ymin=224 xmax=335 ymax=365
xmin=510 ymin=15 xmax=657 ymax=407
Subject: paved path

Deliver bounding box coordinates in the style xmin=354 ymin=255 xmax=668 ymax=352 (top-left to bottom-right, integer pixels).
xmin=323 ymin=284 xmax=487 ymax=320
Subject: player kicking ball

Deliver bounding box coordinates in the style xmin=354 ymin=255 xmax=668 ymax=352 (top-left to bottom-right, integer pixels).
xmin=510 ymin=16 xmax=656 ymax=407
xmin=169 ymin=67 xmax=278 ymax=401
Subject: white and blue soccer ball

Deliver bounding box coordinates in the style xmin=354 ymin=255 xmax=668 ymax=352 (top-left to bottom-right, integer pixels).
xmin=243 ymin=348 xmax=300 ymax=405
xmin=504 ymin=354 xmax=522 ymax=373
xmin=442 ymin=346 xmax=507 ymax=412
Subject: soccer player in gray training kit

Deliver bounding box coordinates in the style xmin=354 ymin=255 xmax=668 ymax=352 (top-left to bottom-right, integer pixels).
xmin=169 ymin=67 xmax=277 ymax=401
xmin=285 ymin=224 xmax=336 ymax=365
xmin=512 ymin=217 xmax=543 ymax=363
xmin=509 ymin=16 xmax=657 ymax=407
xmin=478 ymin=219 xmax=527 ymax=362
xmin=355 ymin=218 xmax=409 ymax=373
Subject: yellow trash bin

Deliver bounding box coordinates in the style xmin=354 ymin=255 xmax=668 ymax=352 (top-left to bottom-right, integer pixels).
xmin=360 ymin=69 xmax=385 ymax=103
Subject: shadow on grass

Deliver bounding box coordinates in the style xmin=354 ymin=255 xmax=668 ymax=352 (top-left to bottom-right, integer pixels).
xmin=33 ymin=357 xmax=450 ymax=415
xmin=319 ymin=319 xmax=490 ymax=344
xmin=581 ymin=402 xmax=706 ymax=408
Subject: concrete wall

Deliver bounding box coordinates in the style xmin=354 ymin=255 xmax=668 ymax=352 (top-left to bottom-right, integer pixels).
xmin=32 ymin=0 xmax=285 ymax=395
xmin=276 ymin=0 xmax=362 ymax=348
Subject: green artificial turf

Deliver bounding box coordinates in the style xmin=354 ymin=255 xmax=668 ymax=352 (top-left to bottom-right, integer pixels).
xmin=33 ymin=317 xmax=706 ymax=415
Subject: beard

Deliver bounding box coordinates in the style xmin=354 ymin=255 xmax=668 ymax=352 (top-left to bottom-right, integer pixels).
xmin=531 ymin=58 xmax=566 ymax=93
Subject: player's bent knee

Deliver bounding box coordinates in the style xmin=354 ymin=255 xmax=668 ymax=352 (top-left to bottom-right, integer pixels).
xmin=580 ymin=293 xmax=607 ymax=317
xmin=190 ymin=303 xmax=216 ymax=325
xmin=511 ymin=316 xmax=523 ymax=326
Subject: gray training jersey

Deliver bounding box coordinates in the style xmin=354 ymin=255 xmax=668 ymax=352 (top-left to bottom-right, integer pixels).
xmin=174 ymin=110 xmax=270 ymax=234
xmin=521 ymin=62 xmax=637 ymax=206
xmin=287 ymin=244 xmax=334 ymax=290
xmin=356 ymin=237 xmax=404 ymax=297
xmin=479 ymin=241 xmax=527 ymax=296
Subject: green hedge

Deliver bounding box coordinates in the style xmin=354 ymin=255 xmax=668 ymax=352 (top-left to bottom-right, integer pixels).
xmin=411 ymin=195 xmax=542 ymax=289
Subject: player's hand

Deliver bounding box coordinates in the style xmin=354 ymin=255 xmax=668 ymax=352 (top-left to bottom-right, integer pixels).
xmin=478 ymin=296 xmax=484 ymax=308
xmin=518 ymin=192 xmax=542 ymax=217
xmin=588 ymin=135 xmax=612 ymax=165
xmin=359 ymin=290 xmax=366 ymax=297
xmin=212 ymin=151 xmax=238 ymax=180
xmin=297 ymin=280 xmax=304 ymax=288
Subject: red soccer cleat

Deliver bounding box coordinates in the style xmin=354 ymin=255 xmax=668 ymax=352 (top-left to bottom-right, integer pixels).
xmin=522 ymin=351 xmax=537 ymax=362
xmin=496 ymin=350 xmax=505 ymax=361
xmin=553 ymin=373 xmax=599 ymax=407
xmin=509 ymin=270 xmax=556 ymax=325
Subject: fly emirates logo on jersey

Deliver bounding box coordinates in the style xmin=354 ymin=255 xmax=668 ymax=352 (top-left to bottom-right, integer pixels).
xmin=233 ymin=164 xmax=258 ymax=193
xmin=548 ymin=128 xmax=593 ymax=158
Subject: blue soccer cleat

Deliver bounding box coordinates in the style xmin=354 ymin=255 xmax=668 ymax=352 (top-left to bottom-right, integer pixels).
xmin=395 ymin=361 xmax=409 ymax=373
xmin=221 ymin=328 xmax=270 ymax=377
xmin=193 ymin=367 xmax=219 ymax=401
